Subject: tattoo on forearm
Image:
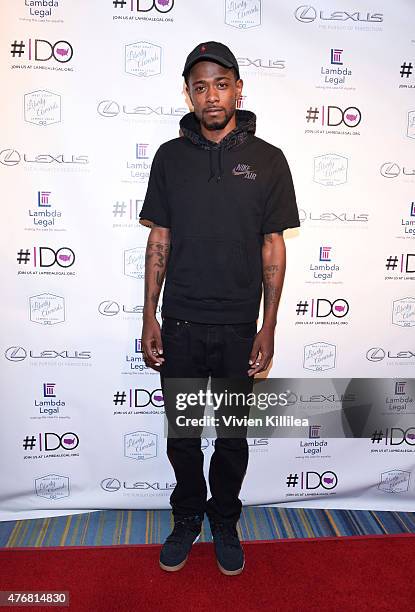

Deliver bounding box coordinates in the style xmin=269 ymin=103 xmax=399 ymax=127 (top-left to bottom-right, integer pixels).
xmin=264 ymin=283 xmax=279 ymax=306
xmin=146 ymin=241 xmax=170 ymax=265
xmin=263 ymin=264 xmax=281 ymax=307
xmin=263 ymin=264 xmax=279 ymax=282
xmin=144 ymin=241 xmax=170 ymax=304
xmin=155 ymin=270 xmax=163 ymax=288
xmin=264 ymin=233 xmax=283 ymax=243
xmin=144 ymin=280 xmax=159 ymax=305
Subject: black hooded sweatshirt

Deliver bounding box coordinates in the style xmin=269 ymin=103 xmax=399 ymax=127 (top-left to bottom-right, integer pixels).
xmin=139 ymin=109 xmax=300 ymax=324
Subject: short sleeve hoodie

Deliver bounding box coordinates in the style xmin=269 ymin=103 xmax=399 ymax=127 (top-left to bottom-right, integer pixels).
xmin=139 ymin=109 xmax=300 ymax=324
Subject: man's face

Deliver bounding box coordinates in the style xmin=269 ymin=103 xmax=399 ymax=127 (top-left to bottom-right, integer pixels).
xmin=186 ymin=60 xmax=243 ymax=131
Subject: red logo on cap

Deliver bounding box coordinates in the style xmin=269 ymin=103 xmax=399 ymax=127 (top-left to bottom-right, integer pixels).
xmin=200 ymin=45 xmax=206 ymax=53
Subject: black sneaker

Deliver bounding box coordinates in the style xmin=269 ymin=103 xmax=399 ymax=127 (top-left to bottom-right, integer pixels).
xmin=209 ymin=519 xmax=245 ymax=575
xmin=159 ymin=514 xmax=203 ymax=572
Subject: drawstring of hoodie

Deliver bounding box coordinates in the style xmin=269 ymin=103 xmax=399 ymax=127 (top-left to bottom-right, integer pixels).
xmin=207 ymin=144 xmax=225 ymax=183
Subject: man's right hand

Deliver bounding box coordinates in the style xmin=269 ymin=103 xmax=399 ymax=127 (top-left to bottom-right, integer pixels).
xmin=142 ymin=317 xmax=165 ymax=369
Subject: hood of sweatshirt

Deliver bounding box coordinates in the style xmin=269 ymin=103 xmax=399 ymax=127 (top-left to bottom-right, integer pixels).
xmin=179 ymin=109 xmax=257 ymax=182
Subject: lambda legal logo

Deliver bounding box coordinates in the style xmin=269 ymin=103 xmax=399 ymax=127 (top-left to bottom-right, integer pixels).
xmin=309 ymin=425 xmax=321 ymax=438
xmin=396 ymin=381 xmax=406 ymax=395
xmin=232 ymin=163 xmax=257 ymax=180
xmin=44 ymin=383 xmax=56 ymax=397
xmin=136 ymin=143 xmax=149 ymax=159
xmin=236 ymin=95 xmax=246 ymax=109
xmin=38 ymin=191 xmax=52 ymax=207
xmin=331 ymin=48 xmax=343 ymax=64
xmin=319 ymin=246 xmax=331 ymax=261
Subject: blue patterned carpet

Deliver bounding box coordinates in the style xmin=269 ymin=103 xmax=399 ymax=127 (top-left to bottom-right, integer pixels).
xmin=1 ymin=507 xmax=415 ymax=548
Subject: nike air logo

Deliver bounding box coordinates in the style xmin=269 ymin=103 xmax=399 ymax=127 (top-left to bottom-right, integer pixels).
xmin=232 ymin=163 xmax=257 ymax=180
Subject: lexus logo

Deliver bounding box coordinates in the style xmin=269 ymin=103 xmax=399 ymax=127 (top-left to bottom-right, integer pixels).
xmin=101 ymin=478 xmax=121 ymax=492
xmin=97 ymin=101 xmax=120 ymax=117
xmin=295 ymin=5 xmax=317 ymax=22
xmin=5 ymin=346 xmax=27 ymax=362
xmin=366 ymin=347 xmax=386 ymax=362
xmin=0 ymin=149 xmax=21 ymax=166
xmin=380 ymin=162 xmax=400 ymax=178
xmin=98 ymin=301 xmax=120 ymax=316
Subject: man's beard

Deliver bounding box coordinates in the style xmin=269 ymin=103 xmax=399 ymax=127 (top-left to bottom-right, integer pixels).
xmin=198 ymin=106 xmax=235 ymax=131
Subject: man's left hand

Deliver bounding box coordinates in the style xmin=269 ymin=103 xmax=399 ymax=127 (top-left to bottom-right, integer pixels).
xmin=247 ymin=326 xmax=275 ymax=376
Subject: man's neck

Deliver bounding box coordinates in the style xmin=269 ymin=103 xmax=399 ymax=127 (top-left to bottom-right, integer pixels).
xmin=200 ymin=114 xmax=237 ymax=143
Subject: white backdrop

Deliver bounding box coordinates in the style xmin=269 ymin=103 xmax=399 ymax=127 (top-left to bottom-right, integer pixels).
xmin=1 ymin=0 xmax=415 ymax=520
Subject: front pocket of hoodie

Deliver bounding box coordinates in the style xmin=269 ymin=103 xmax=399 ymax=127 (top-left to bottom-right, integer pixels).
xmin=170 ymin=236 xmax=253 ymax=300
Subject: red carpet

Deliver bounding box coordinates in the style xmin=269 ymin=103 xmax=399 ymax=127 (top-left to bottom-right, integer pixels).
xmin=1 ymin=536 xmax=414 ymax=611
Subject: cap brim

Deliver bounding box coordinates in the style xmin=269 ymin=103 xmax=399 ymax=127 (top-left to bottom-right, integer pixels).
xmin=182 ymin=55 xmax=235 ymax=77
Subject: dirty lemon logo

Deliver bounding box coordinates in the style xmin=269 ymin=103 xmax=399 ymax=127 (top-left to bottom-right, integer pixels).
xmin=232 ymin=163 xmax=257 ymax=180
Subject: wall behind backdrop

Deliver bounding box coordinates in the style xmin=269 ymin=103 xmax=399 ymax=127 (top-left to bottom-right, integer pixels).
xmin=1 ymin=0 xmax=415 ymax=521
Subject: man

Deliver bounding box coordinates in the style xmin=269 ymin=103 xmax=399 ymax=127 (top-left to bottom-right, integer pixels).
xmin=139 ymin=41 xmax=300 ymax=576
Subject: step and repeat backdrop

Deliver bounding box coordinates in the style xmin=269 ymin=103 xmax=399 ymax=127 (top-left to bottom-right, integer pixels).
xmin=1 ymin=0 xmax=415 ymax=520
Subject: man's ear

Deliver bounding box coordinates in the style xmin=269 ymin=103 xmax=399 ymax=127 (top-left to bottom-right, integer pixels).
xmin=236 ymin=78 xmax=243 ymax=98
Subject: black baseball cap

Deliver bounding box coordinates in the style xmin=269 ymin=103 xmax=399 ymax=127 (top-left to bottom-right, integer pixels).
xmin=182 ymin=41 xmax=240 ymax=80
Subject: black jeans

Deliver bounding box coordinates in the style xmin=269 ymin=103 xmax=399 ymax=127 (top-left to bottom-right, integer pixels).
xmin=159 ymin=316 xmax=257 ymax=525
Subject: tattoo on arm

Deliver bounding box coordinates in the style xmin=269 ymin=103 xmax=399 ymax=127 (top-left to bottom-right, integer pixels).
xmin=263 ymin=264 xmax=279 ymax=280
xmin=263 ymin=264 xmax=280 ymax=306
xmin=146 ymin=241 xmax=170 ymax=272
xmin=144 ymin=280 xmax=159 ymax=306
xmin=144 ymin=240 xmax=170 ymax=305
xmin=264 ymin=232 xmax=282 ymax=244
xmin=264 ymin=284 xmax=279 ymax=306
xmin=262 ymin=234 xmax=285 ymax=322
